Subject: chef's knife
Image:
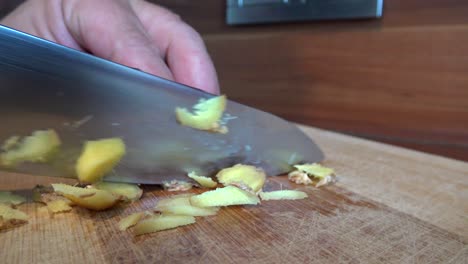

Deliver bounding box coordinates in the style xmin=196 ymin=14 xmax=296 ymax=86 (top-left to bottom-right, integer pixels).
xmin=0 ymin=25 xmax=324 ymax=184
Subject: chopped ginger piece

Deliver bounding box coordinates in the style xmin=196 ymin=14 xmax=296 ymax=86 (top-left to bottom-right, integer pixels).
xmin=46 ymin=199 xmax=73 ymax=213
xmin=0 ymin=203 xmax=28 ymax=230
xmin=287 ymin=171 xmax=313 ymax=185
xmin=92 ymin=182 xmax=142 ymax=202
xmin=188 ymin=172 xmax=217 ymax=188
xmin=52 ymin=183 xmax=97 ymax=197
xmin=0 ymin=129 xmax=61 ymax=167
xmin=216 ymin=164 xmax=266 ymax=193
xmin=52 ymin=183 xmax=120 ymax=211
xmin=75 ymin=138 xmax=126 ymax=183
xmin=32 ymin=185 xmax=74 ymax=206
xmin=259 ymin=190 xmax=308 ymax=201
xmin=162 ymin=180 xmax=193 ymax=192
xmin=175 ymin=95 xmax=228 ymax=133
xmin=134 ymin=214 xmax=196 ymax=235
xmin=0 ymin=191 xmax=26 ymax=206
xmin=293 ymin=163 xmax=334 ymax=179
xmin=289 ymin=163 xmax=336 ymax=187
xmin=316 ymin=176 xmax=336 ymax=187
xmin=155 ymin=194 xmax=194 ymax=208
xmin=190 ymin=186 xmax=260 ymax=207
xmin=118 ymin=212 xmax=145 ymax=231
xmin=1 ymin=136 xmax=20 ymax=151
xmin=32 ymin=185 xmax=52 ymax=203
xmin=155 ymin=195 xmax=219 ymax=216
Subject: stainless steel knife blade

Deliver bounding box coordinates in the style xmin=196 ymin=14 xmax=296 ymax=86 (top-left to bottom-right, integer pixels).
xmin=0 ymin=25 xmax=324 ymax=184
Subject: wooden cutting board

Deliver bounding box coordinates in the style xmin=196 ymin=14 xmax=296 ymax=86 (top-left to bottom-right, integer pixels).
xmin=1 ymin=125 xmax=467 ymax=263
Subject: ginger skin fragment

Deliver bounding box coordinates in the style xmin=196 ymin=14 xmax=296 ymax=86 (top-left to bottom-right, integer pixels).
xmin=288 ymin=163 xmax=336 ymax=187
xmin=288 ymin=171 xmax=313 ymax=185
xmin=293 ymin=163 xmax=334 ymax=179
xmin=162 ymin=180 xmax=193 ymax=192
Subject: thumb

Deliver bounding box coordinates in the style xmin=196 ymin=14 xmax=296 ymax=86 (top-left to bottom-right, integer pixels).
xmin=62 ymin=0 xmax=173 ymax=80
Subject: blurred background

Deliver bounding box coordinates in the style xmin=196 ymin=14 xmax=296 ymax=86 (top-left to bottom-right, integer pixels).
xmin=1 ymin=0 xmax=467 ymax=161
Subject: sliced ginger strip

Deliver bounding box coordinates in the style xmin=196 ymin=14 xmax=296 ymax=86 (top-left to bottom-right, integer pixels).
xmin=155 ymin=195 xmax=219 ymax=216
xmin=91 ymin=182 xmax=142 ymax=202
xmin=118 ymin=212 xmax=145 ymax=231
xmin=190 ymin=185 xmax=260 ymax=208
xmin=134 ymin=214 xmax=196 ymax=235
xmin=259 ymin=190 xmax=308 ymax=201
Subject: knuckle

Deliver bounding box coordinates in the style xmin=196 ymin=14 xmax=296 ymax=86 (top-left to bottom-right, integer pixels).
xmin=156 ymin=5 xmax=182 ymax=23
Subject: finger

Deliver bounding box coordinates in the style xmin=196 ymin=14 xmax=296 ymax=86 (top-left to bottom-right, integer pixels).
xmin=61 ymin=0 xmax=173 ymax=80
xmin=130 ymin=1 xmax=220 ymax=94
xmin=0 ymin=0 xmax=82 ymax=51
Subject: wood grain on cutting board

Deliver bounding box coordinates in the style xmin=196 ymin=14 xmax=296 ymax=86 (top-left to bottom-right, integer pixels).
xmin=1 ymin=126 xmax=467 ymax=263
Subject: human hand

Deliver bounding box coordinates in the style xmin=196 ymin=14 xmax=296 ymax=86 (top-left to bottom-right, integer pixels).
xmin=1 ymin=0 xmax=219 ymax=94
